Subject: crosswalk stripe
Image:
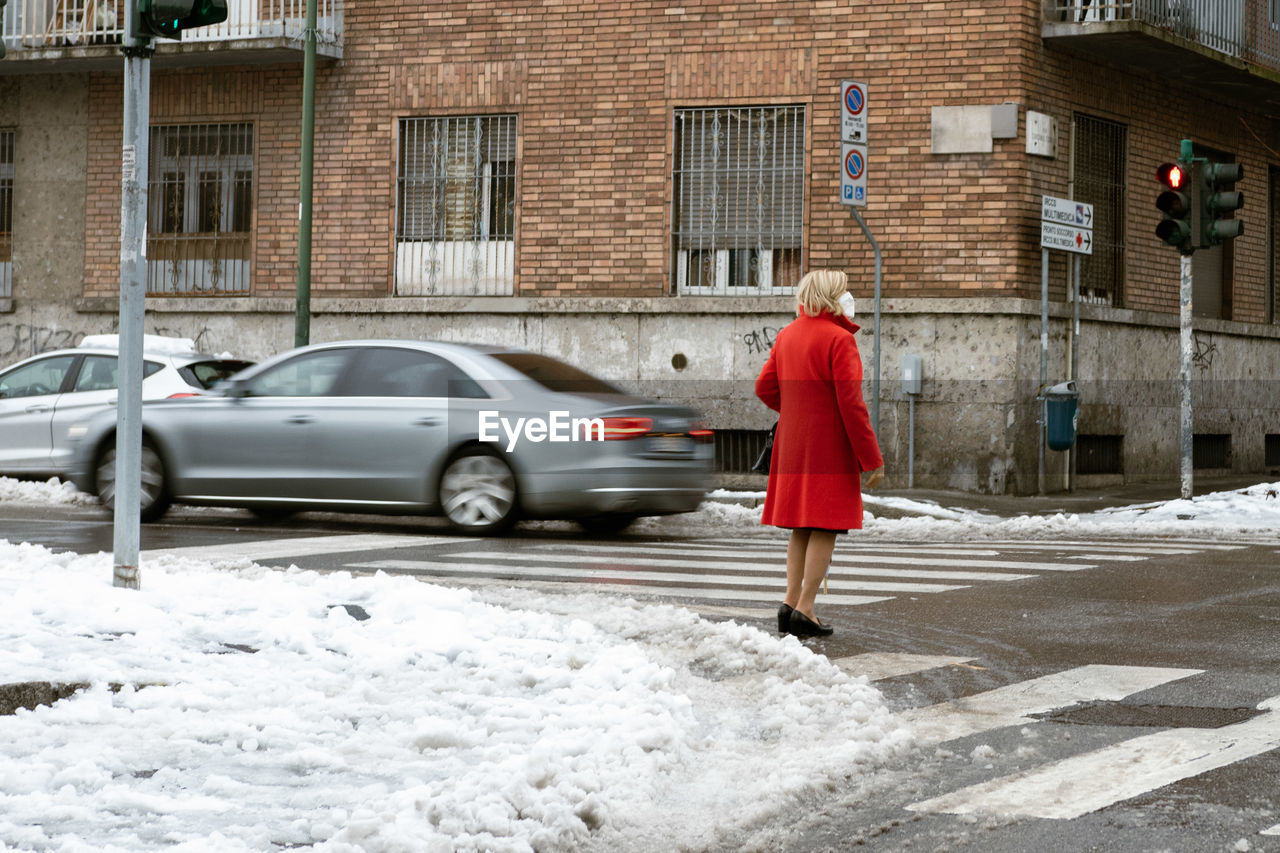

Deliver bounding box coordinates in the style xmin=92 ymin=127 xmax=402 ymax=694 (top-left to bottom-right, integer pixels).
xmin=963 ymin=539 xmax=1245 ymax=552
xmin=907 ymin=697 xmax=1280 ymax=820
xmin=511 ymin=548 xmax=1035 ymax=582
xmin=900 ymin=665 xmax=1204 ymax=746
xmin=676 ymin=542 xmax=1007 ymax=557
xmin=696 ymin=536 xmax=1241 ymax=553
xmin=832 ymin=652 xmax=977 ymax=681
xmin=141 ymin=534 xmax=473 ymax=562
xmin=346 ymin=558 xmax=958 ymax=595
xmin=346 ymin=560 xmax=893 ymax=606
xmin=486 ymin=548 xmax=1088 ymax=574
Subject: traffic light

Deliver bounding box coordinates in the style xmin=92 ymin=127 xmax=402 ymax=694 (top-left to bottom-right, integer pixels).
xmin=1155 ymin=161 xmax=1197 ymax=255
xmin=134 ymin=0 xmax=227 ymax=40
xmin=1200 ymin=161 xmax=1244 ymax=247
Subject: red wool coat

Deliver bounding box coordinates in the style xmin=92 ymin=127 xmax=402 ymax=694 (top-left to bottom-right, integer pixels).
xmin=754 ymin=310 xmax=883 ymax=530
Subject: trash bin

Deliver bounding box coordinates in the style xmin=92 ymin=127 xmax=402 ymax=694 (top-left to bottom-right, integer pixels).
xmin=1043 ymin=380 xmax=1079 ymax=452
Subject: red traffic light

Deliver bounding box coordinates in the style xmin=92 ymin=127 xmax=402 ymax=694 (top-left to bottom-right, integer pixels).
xmin=1156 ymin=162 xmax=1185 ymax=189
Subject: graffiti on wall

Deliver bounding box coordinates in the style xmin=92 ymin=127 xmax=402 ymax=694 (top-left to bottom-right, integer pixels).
xmin=742 ymin=326 xmax=780 ymax=355
xmin=0 ymin=323 xmax=92 ymax=360
xmin=1 ymin=322 xmax=222 ymax=361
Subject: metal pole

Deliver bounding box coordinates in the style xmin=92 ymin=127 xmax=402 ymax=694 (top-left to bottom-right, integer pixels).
xmin=1039 ymin=247 xmax=1048 ymax=495
xmin=907 ymin=393 xmax=915 ymax=488
xmin=294 ymin=0 xmax=317 ymax=347
xmin=852 ymin=208 xmax=881 ymax=435
xmin=1069 ymin=254 xmax=1080 ymax=493
xmin=1179 ymin=252 xmax=1193 ymax=499
xmin=114 ymin=28 xmax=152 ymax=589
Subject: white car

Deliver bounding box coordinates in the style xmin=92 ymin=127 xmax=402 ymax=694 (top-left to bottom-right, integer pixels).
xmin=0 ymin=334 xmax=251 ymax=479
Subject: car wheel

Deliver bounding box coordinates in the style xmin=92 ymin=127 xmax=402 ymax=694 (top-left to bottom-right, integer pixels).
xmin=96 ymin=440 xmax=171 ymax=523
xmin=438 ymin=448 xmax=518 ymax=534
xmin=577 ymin=514 xmax=639 ymax=536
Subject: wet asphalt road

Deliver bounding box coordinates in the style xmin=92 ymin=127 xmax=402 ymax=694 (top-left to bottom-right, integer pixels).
xmin=4 ymin=503 xmax=1279 ymax=852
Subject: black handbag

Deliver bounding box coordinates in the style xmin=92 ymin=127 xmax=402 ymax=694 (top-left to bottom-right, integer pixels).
xmin=751 ymin=423 xmax=777 ymax=474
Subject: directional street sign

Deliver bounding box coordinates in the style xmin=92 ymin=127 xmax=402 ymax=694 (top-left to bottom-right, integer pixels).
xmin=1041 ymin=221 xmax=1093 ymax=255
xmin=1040 ymin=194 xmax=1093 ymax=255
xmin=1041 ymin=195 xmax=1093 ymax=230
xmin=841 ymin=142 xmax=867 ymax=208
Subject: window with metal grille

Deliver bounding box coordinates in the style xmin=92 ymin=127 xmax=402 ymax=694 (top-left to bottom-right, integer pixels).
xmin=712 ymin=428 xmax=773 ymax=473
xmin=0 ymin=130 xmax=12 ymax=299
xmin=147 ymin=123 xmax=253 ymax=295
xmin=672 ymin=106 xmax=805 ymax=295
xmin=395 ymin=115 xmax=516 ymax=296
xmin=1075 ymin=434 xmax=1123 ymax=475
xmin=1269 ymin=167 xmax=1279 ymax=324
xmin=1072 ymin=114 xmax=1126 ymax=306
xmin=1192 ymin=433 xmax=1231 ymax=469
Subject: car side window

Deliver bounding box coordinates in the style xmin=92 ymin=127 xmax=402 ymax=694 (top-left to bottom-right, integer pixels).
xmin=74 ymin=356 xmax=119 ymax=392
xmin=244 ymin=350 xmax=351 ymax=398
xmin=346 ymin=348 xmax=487 ymax=399
xmin=0 ymin=356 xmax=77 ymax=399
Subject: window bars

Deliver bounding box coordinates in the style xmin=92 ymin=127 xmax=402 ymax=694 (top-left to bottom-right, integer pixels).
xmin=395 ymin=115 xmax=517 ymax=296
xmin=147 ymin=123 xmax=253 ymax=295
xmin=672 ymin=105 xmax=805 ymax=295
xmin=1270 ymin=167 xmax=1279 ymax=324
xmin=0 ymin=130 xmax=11 ymax=299
xmin=1072 ymin=113 xmax=1126 ymax=307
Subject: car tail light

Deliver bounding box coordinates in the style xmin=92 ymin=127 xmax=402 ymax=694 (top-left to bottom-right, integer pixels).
xmin=596 ymin=416 xmax=653 ymax=440
xmin=166 ymin=392 xmax=201 ymax=399
xmin=689 ymin=421 xmax=714 ymax=443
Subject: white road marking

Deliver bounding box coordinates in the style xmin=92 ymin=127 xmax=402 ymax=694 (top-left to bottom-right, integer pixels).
xmin=141 ymin=534 xmax=473 ymax=563
xmin=901 ymin=665 xmax=1204 ymax=746
xmin=516 ymin=547 xmax=1034 ymax=582
xmin=832 ymin=652 xmax=978 ymax=681
xmin=494 ymin=548 xmax=1085 ymax=573
xmin=347 ymin=558 xmax=955 ymax=595
xmin=1261 ymin=824 xmax=1280 ymax=836
xmin=908 ymin=698 xmax=1280 ymax=820
xmin=1065 ymin=554 xmax=1147 ymax=561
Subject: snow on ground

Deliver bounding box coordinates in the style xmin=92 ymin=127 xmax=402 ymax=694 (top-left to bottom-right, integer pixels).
xmin=0 ymin=476 xmax=94 ymax=506
xmin=3 ymin=476 xmax=1279 ymax=850
xmin=0 ymin=541 xmax=911 ymax=852
xmin=684 ymin=483 xmax=1280 ymax=542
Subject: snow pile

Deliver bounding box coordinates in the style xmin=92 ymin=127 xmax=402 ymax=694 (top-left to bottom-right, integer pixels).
xmin=0 ymin=476 xmax=93 ymax=505
xmin=0 ymin=542 xmax=911 ymax=852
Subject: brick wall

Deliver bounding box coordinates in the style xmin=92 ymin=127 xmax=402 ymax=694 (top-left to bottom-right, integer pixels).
xmin=81 ymin=0 xmax=1279 ymax=312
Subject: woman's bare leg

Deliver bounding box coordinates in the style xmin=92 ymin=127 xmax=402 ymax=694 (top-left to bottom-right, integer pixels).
xmin=784 ymin=528 xmax=811 ymax=608
xmin=795 ymin=530 xmax=837 ymax=621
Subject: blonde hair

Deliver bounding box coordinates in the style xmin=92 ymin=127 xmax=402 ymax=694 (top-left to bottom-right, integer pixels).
xmin=795 ymin=269 xmax=848 ymax=317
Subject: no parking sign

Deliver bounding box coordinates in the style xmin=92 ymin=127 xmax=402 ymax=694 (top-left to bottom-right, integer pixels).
xmin=840 ymin=81 xmax=868 ymax=207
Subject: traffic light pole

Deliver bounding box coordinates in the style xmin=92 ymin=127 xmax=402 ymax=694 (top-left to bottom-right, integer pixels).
xmin=294 ymin=0 xmax=317 ymax=347
xmin=114 ymin=34 xmax=153 ymax=590
xmin=1179 ymin=252 xmax=1193 ymax=500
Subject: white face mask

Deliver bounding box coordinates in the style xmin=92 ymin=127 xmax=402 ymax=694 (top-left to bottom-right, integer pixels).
xmin=838 ymin=292 xmax=856 ymax=319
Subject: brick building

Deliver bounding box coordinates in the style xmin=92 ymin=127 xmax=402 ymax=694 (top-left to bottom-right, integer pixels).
xmin=2 ymin=0 xmax=1279 ymax=493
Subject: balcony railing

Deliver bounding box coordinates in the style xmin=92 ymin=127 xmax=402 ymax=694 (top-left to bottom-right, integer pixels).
xmin=2 ymin=0 xmax=341 ymax=57
xmin=1048 ymin=0 xmax=1280 ymax=73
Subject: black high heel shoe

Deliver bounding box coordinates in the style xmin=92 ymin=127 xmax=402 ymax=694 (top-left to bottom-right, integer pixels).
xmin=777 ymin=603 xmax=794 ymax=633
xmin=787 ymin=610 xmax=834 ymax=637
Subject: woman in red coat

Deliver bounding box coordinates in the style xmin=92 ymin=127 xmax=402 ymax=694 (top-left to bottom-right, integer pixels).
xmin=755 ymin=269 xmax=885 ymax=637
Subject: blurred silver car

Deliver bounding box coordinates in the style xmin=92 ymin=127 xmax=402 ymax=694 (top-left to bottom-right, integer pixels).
xmin=68 ymin=340 xmax=713 ymax=534
xmin=0 ymin=335 xmax=251 ymax=479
